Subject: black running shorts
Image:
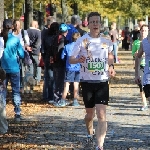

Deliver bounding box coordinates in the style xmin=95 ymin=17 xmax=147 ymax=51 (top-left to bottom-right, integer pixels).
xmin=143 ymin=84 xmax=150 ymax=98
xmin=138 ymin=84 xmax=143 ymax=92
xmin=80 ymin=82 xmax=109 ymax=108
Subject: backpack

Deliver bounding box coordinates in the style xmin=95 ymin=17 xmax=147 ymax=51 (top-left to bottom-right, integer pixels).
xmin=21 ymin=29 xmax=32 ymax=65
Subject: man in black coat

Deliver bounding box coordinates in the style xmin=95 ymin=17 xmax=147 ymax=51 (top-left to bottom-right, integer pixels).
xmin=27 ymin=21 xmax=41 ymax=85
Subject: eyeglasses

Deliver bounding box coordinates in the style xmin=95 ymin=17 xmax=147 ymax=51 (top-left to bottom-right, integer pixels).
xmin=89 ymin=20 xmax=100 ymax=24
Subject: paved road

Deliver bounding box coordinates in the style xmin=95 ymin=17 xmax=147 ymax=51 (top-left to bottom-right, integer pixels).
xmin=1 ymin=51 xmax=150 ymax=150
xmin=24 ymin=62 xmax=150 ymax=149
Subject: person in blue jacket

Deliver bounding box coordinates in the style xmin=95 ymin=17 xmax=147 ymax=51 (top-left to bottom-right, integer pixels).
xmin=59 ymin=32 xmax=81 ymax=107
xmin=1 ymin=19 xmax=24 ymax=122
xmin=66 ymin=15 xmax=80 ymax=43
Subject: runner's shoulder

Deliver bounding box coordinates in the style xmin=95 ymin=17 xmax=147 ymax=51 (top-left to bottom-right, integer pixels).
xmin=100 ymin=33 xmax=111 ymax=41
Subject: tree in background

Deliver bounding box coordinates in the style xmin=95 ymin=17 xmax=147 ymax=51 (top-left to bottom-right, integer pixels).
xmin=4 ymin=0 xmax=150 ymax=28
xmin=24 ymin=0 xmax=33 ymax=29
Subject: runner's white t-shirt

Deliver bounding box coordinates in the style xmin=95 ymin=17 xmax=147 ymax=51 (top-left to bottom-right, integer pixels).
xmin=71 ymin=33 xmax=113 ymax=82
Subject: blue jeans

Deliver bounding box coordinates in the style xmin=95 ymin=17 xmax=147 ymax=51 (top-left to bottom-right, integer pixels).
xmin=43 ymin=67 xmax=54 ymax=101
xmin=4 ymin=72 xmax=21 ymax=115
xmin=113 ymin=42 xmax=118 ymax=63
xmin=28 ymin=55 xmax=41 ymax=82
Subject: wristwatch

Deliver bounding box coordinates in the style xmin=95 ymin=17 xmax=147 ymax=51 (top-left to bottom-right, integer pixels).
xmin=109 ymin=64 xmax=114 ymax=69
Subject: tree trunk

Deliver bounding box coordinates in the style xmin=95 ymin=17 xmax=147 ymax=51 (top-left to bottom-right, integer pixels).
xmin=24 ymin=0 xmax=33 ymax=29
xmin=61 ymin=0 xmax=67 ymax=23
xmin=0 ymin=0 xmax=4 ymax=30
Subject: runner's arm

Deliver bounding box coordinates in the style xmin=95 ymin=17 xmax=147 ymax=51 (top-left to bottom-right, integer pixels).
xmin=108 ymin=51 xmax=115 ymax=77
xmin=70 ymin=55 xmax=86 ymax=64
xmin=135 ymin=43 xmax=143 ymax=77
xmin=69 ymin=38 xmax=84 ymax=64
xmin=108 ymin=51 xmax=114 ymax=66
xmin=132 ymin=41 xmax=137 ymax=56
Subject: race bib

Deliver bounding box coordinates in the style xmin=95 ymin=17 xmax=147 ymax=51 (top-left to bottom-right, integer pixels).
xmin=88 ymin=62 xmax=104 ymax=72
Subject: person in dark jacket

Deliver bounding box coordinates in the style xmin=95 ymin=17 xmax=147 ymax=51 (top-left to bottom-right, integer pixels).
xmin=27 ymin=21 xmax=41 ymax=85
xmin=1 ymin=19 xmax=24 ymax=122
xmin=42 ymin=22 xmax=59 ymax=103
xmin=52 ymin=23 xmax=70 ymax=106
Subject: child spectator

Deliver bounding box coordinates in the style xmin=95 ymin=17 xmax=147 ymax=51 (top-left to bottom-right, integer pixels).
xmin=61 ymin=32 xmax=81 ymax=106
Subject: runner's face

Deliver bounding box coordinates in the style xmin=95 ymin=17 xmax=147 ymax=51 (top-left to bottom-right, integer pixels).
xmin=88 ymin=16 xmax=101 ymax=35
xmin=140 ymin=26 xmax=149 ymax=38
xmin=14 ymin=21 xmax=20 ymax=30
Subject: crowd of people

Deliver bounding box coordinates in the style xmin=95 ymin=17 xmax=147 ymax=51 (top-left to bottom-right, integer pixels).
xmin=0 ymin=11 xmax=149 ymax=150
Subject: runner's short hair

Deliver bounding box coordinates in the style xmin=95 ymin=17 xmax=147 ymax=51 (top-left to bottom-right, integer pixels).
xmin=87 ymin=12 xmax=101 ymax=22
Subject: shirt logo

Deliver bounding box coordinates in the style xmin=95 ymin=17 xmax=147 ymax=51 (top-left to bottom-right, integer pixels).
xmin=101 ymin=43 xmax=107 ymax=48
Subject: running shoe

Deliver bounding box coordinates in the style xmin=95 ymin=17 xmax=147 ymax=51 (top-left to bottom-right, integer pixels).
xmin=72 ymin=99 xmax=80 ymax=106
xmin=138 ymin=106 xmax=148 ymax=111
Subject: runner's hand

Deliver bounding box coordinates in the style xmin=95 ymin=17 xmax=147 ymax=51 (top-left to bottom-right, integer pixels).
xmin=78 ymin=55 xmax=86 ymax=63
xmin=135 ymin=75 xmax=141 ymax=84
xmin=108 ymin=67 xmax=116 ymax=78
xmin=26 ymin=46 xmax=32 ymax=51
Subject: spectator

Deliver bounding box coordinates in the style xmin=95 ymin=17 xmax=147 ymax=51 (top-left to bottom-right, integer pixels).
xmin=12 ymin=19 xmax=31 ymax=93
xmin=1 ymin=19 xmax=24 ymax=122
xmin=41 ymin=17 xmax=56 ymax=101
xmin=124 ymin=27 xmax=130 ymax=51
xmin=27 ymin=21 xmax=41 ymax=86
xmin=82 ymin=16 xmax=88 ymax=27
xmin=52 ymin=23 xmax=70 ymax=107
xmin=109 ymin=22 xmax=119 ymax=63
xmin=41 ymin=16 xmax=56 ymax=42
xmin=66 ymin=15 xmax=81 ymax=98
xmin=66 ymin=15 xmax=80 ymax=43
xmin=130 ymin=25 xmax=140 ymax=42
xmin=42 ymin=22 xmax=59 ymax=103
xmin=61 ymin=32 xmax=81 ymax=107
xmin=76 ymin=21 xmax=86 ymax=36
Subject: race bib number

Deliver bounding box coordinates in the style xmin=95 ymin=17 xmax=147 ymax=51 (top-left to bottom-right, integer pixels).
xmin=88 ymin=62 xmax=104 ymax=72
